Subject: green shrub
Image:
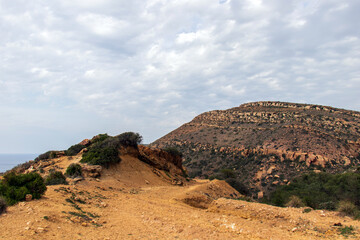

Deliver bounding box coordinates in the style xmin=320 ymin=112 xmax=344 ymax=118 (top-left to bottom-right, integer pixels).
xmin=35 ymin=151 xmax=58 ymax=162
xmin=81 ymin=147 xmax=119 ymax=167
xmin=81 ymin=137 xmax=121 ymax=168
xmin=286 ymin=195 xmax=305 ymax=208
xmin=91 ymin=134 xmax=110 ymax=144
xmin=303 ymin=208 xmax=312 ymax=213
xmin=65 ymin=164 xmax=82 ymax=178
xmin=163 ymin=147 xmax=183 ymax=157
xmin=65 ymin=144 xmax=86 ymax=156
xmin=0 ymin=172 xmax=47 ymax=205
xmin=0 ymin=197 xmax=6 ymax=215
xmin=337 ymin=201 xmax=359 ymax=217
xmin=269 ymin=172 xmax=360 ymax=210
xmin=117 ymin=132 xmax=142 ymax=147
xmin=45 ymin=171 xmax=68 ymax=186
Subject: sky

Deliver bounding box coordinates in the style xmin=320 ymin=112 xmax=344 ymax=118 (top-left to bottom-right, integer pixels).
xmin=0 ymin=0 xmax=359 ymax=153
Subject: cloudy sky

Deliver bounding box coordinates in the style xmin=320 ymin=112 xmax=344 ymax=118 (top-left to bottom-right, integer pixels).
xmin=0 ymin=0 xmax=359 ymax=153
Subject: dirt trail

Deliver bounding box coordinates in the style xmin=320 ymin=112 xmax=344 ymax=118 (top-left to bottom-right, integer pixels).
xmin=1 ymin=155 xmax=359 ymax=239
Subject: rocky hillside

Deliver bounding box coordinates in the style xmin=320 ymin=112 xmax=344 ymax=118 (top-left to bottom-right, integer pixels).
xmin=151 ymin=101 xmax=360 ymax=198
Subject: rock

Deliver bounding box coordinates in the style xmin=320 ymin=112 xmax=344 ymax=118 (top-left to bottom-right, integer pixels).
xmin=82 ymin=165 xmax=102 ymax=178
xmin=172 ymin=179 xmax=183 ymax=186
xmin=79 ymin=139 xmax=91 ymax=146
xmin=36 ymin=227 xmax=46 ymax=233
xmin=257 ymin=191 xmax=264 ymax=199
xmin=73 ymin=177 xmax=84 ymax=183
xmin=266 ymin=166 xmax=276 ymax=175
xmin=25 ymin=194 xmax=33 ymax=202
xmin=81 ymin=222 xmax=87 ymax=227
xmin=100 ymin=202 xmax=107 ymax=208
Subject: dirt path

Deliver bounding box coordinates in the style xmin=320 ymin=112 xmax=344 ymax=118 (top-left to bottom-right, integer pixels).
xmin=1 ymin=155 xmax=359 ymax=239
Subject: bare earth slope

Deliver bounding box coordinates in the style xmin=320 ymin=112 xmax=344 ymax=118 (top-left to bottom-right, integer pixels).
xmin=151 ymin=101 xmax=360 ymax=197
xmin=1 ymin=146 xmax=360 ymax=239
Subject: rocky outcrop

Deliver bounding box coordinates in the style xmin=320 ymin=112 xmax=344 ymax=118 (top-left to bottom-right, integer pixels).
xmin=138 ymin=145 xmax=184 ymax=176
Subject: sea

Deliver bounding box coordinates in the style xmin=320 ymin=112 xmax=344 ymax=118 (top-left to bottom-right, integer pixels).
xmin=0 ymin=154 xmax=39 ymax=173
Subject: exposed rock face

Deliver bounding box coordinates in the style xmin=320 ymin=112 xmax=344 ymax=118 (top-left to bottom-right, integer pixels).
xmin=152 ymin=101 xmax=360 ymax=197
xmin=79 ymin=139 xmax=91 ymax=146
xmin=138 ymin=145 xmax=183 ymax=175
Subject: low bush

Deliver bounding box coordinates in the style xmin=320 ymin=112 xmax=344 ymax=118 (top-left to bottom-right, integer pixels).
xmin=337 ymin=201 xmax=359 ymax=217
xmin=0 ymin=197 xmax=6 ymax=215
xmin=163 ymin=147 xmax=183 ymax=157
xmin=117 ymin=132 xmax=142 ymax=147
xmin=285 ymin=195 xmax=305 ymax=208
xmin=91 ymin=134 xmax=110 ymax=144
xmin=35 ymin=151 xmax=58 ymax=162
xmin=65 ymin=164 xmax=82 ymax=178
xmin=65 ymin=144 xmax=86 ymax=156
xmin=0 ymin=172 xmax=47 ymax=205
xmin=45 ymin=171 xmax=68 ymax=185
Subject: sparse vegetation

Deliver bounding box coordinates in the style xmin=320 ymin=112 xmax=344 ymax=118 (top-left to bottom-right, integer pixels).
xmin=0 ymin=172 xmax=46 ymax=205
xmin=339 ymin=225 xmax=355 ymax=236
xmin=285 ymin=195 xmax=305 ymax=208
xmin=45 ymin=171 xmax=68 ymax=185
xmin=65 ymin=163 xmax=82 ymax=178
xmin=337 ymin=201 xmax=359 ymax=217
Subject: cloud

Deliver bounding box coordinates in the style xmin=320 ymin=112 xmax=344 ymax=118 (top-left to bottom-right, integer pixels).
xmin=0 ymin=0 xmax=359 ymax=153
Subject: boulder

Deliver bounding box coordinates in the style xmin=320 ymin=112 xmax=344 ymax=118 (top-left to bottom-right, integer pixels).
xmin=25 ymin=194 xmax=32 ymax=202
xmin=79 ymin=139 xmax=91 ymax=146
xmin=82 ymin=165 xmax=102 ymax=178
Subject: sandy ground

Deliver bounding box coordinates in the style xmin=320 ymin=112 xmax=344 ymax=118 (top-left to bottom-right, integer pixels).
xmin=1 ymin=155 xmax=359 ymax=240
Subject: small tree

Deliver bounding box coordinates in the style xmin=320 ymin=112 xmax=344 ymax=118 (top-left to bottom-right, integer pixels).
xmin=45 ymin=171 xmax=68 ymax=186
xmin=65 ymin=164 xmax=82 ymax=178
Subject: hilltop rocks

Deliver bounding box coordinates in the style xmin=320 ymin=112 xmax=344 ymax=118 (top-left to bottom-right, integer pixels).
xmin=79 ymin=139 xmax=91 ymax=146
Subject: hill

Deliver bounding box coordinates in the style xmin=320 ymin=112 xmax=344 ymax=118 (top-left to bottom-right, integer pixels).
xmin=151 ymin=101 xmax=360 ymax=198
xmin=1 ymin=134 xmax=360 ymax=239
